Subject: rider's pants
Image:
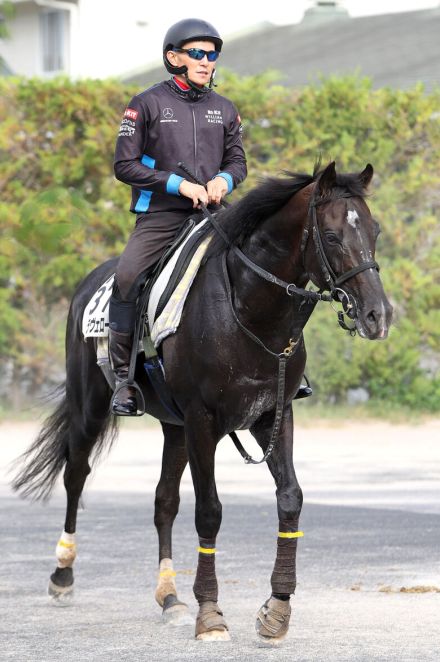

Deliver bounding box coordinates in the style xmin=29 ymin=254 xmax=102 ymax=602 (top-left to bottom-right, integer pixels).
xmin=115 ymin=211 xmax=189 ymax=301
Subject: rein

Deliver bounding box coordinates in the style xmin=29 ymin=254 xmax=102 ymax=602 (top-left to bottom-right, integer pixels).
xmin=200 ymin=202 xmax=319 ymax=465
xmin=220 ymin=251 xmax=304 ymax=464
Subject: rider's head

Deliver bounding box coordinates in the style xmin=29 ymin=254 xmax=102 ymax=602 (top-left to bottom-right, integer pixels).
xmin=163 ymin=18 xmax=223 ymax=90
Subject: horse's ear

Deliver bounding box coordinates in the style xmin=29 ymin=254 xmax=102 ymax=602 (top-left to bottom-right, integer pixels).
xmin=317 ymin=161 xmax=336 ymax=196
xmin=360 ymin=163 xmax=374 ymax=189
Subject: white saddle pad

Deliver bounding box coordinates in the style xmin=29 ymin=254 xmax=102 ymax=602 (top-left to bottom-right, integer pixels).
xmin=147 ymin=218 xmax=209 ymax=325
xmin=150 ymin=233 xmax=212 ymax=348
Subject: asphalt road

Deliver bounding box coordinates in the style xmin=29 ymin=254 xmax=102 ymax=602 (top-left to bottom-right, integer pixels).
xmin=1 ymin=420 xmax=439 ymax=661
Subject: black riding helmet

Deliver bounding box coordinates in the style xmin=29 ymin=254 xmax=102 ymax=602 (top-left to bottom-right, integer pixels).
xmin=163 ymin=18 xmax=223 ymax=77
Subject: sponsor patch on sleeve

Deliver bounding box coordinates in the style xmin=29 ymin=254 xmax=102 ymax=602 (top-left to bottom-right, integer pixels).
xmin=124 ymin=108 xmax=139 ymax=121
xmin=118 ymin=106 xmax=139 ymax=137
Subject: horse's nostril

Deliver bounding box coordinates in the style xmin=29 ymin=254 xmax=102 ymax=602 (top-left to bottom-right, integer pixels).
xmin=367 ymin=310 xmax=377 ymax=323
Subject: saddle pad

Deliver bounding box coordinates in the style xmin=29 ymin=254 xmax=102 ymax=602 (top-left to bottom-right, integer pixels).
xmin=150 ymin=233 xmax=212 ymax=348
xmin=82 ymin=273 xmax=114 ymax=338
xmin=147 ymin=217 xmax=209 ymax=326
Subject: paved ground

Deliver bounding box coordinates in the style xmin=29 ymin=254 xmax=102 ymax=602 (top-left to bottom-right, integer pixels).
xmin=0 ymin=419 xmax=439 ymax=661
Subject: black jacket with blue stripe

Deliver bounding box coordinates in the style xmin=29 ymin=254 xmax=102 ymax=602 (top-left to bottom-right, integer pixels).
xmin=114 ymin=79 xmax=247 ymax=215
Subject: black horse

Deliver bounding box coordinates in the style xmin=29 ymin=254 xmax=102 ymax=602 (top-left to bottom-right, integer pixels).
xmin=13 ymin=161 xmax=392 ymax=644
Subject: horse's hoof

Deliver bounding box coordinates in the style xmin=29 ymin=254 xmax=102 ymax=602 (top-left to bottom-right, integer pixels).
xmin=255 ymin=597 xmax=291 ymax=644
xmin=162 ymin=594 xmax=194 ymax=627
xmin=256 ymin=634 xmax=286 ymax=646
xmin=48 ymin=579 xmax=74 ymax=605
xmin=195 ymin=601 xmax=230 ymax=641
xmin=196 ymin=629 xmax=231 ymax=642
xmin=48 ymin=567 xmax=74 ymax=605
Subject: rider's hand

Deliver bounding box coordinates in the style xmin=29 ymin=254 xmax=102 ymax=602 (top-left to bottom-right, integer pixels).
xmin=207 ymin=177 xmax=228 ymax=205
xmin=178 ymin=180 xmax=208 ymax=208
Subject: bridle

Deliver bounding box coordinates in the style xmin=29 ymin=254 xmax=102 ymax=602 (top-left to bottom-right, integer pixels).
xmin=307 ymin=191 xmax=380 ymax=334
xmin=179 ymin=160 xmax=380 ymax=325
xmin=201 ymin=189 xmax=380 ymax=336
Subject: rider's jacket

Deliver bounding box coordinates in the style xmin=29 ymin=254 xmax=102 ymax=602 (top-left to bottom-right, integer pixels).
xmin=114 ymin=78 xmax=247 ymax=215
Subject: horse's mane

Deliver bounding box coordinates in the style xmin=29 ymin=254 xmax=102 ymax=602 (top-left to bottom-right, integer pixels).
xmin=204 ymin=163 xmax=368 ymax=259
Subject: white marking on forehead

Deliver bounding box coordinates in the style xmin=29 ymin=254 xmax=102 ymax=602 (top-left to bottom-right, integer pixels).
xmin=347 ymin=210 xmax=359 ymax=227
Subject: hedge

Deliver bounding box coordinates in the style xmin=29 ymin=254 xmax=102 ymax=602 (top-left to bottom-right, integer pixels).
xmin=0 ymin=72 xmax=439 ymax=411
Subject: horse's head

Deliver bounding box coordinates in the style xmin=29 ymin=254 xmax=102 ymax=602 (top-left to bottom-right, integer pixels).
xmin=304 ymin=161 xmax=393 ymax=340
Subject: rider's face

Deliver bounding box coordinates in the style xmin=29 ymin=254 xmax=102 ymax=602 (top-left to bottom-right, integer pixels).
xmin=167 ymin=40 xmax=217 ymax=87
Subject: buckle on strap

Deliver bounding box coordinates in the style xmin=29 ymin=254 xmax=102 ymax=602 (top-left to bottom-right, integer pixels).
xmin=282 ymin=337 xmax=298 ymax=357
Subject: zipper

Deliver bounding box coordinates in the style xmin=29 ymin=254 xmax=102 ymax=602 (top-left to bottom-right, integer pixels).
xmin=191 ymin=106 xmax=198 ymax=179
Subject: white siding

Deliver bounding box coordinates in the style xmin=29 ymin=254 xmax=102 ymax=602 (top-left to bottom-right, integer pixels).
xmin=1 ymin=3 xmax=41 ymax=76
xmin=1 ymin=0 xmax=160 ymax=78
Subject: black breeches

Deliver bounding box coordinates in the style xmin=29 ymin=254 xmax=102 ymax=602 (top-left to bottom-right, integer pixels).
xmin=114 ymin=211 xmax=190 ymax=301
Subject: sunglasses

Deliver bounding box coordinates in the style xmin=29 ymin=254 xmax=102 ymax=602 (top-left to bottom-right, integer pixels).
xmin=174 ymin=47 xmax=220 ymax=62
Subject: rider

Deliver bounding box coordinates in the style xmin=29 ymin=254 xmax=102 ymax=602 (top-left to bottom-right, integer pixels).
xmin=109 ymin=18 xmax=247 ymax=415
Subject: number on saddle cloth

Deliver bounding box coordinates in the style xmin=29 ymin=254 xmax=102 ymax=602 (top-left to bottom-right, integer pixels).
xmin=82 ymin=274 xmax=114 ymax=338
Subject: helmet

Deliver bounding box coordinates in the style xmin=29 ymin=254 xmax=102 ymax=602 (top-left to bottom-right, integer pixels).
xmin=163 ymin=18 xmax=223 ymax=54
xmin=163 ymin=18 xmax=223 ymax=75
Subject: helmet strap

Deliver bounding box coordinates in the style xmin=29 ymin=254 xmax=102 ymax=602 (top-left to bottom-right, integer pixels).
xmin=163 ymin=53 xmax=188 ymax=76
xmin=183 ymin=72 xmax=210 ymax=96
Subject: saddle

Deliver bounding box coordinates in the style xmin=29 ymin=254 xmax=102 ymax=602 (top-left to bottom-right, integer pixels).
xmin=83 ymin=212 xmax=213 ymax=422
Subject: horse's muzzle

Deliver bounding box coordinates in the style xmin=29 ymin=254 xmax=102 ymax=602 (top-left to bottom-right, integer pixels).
xmin=356 ymin=298 xmax=393 ymax=340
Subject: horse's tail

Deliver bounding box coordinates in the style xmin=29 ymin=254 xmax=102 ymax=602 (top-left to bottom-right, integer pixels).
xmin=12 ymin=258 xmax=120 ymax=502
xmin=11 ymin=382 xmax=118 ymax=501
xmin=11 ymin=384 xmax=71 ymax=500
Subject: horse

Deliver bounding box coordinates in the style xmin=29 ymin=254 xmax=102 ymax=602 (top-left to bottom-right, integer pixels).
xmin=12 ymin=161 xmax=393 ymax=644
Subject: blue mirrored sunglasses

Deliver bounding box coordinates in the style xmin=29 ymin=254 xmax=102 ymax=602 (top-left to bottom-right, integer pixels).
xmin=174 ymin=47 xmax=220 ymax=62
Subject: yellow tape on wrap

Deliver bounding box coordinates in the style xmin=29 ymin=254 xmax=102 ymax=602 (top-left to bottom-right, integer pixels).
xmin=278 ymin=531 xmax=304 ymax=539
xmin=159 ymin=569 xmax=177 ymax=578
xmin=57 ymin=539 xmax=76 ymax=548
xmin=198 ymin=547 xmax=216 ymax=554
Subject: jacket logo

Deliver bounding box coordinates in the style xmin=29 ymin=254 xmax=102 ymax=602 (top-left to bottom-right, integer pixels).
xmin=160 ymin=107 xmax=178 ymax=123
xmin=124 ymin=108 xmax=138 ymax=120
xmin=205 ymin=109 xmax=223 ymax=124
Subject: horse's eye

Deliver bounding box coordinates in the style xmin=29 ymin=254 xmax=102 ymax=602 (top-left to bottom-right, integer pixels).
xmin=324 ymin=232 xmax=341 ymax=245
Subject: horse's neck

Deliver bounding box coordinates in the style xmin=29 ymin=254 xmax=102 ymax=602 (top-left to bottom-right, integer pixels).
xmin=228 ymin=186 xmax=311 ymax=331
xmin=235 ymin=187 xmax=310 ymax=291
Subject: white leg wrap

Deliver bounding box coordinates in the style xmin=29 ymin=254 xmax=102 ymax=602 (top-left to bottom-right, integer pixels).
xmin=155 ymin=558 xmax=177 ymax=607
xmin=56 ymin=531 xmax=77 ymax=568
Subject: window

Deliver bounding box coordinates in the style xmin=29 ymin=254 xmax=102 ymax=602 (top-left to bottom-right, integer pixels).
xmin=40 ymin=10 xmax=66 ymax=73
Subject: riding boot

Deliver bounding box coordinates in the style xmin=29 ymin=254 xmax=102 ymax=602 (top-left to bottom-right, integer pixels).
xmin=108 ymin=329 xmax=138 ymax=415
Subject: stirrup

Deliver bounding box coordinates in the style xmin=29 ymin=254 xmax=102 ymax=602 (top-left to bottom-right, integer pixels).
xmin=294 ymin=385 xmax=313 ymax=400
xmin=294 ymin=374 xmax=313 ymax=400
xmin=110 ymin=379 xmax=145 ymax=417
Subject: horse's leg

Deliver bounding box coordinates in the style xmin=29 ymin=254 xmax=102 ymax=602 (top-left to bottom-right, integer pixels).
xmin=185 ymin=408 xmax=230 ymax=641
xmin=49 ymin=338 xmax=115 ymax=602
xmin=154 ymin=422 xmax=193 ymax=625
xmin=250 ymin=405 xmax=302 ymax=645
xmin=48 ymin=435 xmax=94 ymax=602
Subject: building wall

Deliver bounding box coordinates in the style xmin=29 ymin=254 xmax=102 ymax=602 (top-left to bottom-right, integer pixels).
xmin=1 ymin=2 xmax=42 ymax=76
xmin=0 ymin=0 xmax=162 ymax=79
